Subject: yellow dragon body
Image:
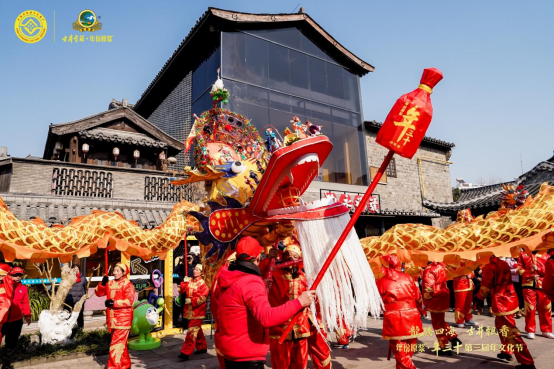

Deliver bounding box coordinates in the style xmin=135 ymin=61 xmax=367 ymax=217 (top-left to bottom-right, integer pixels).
xmin=361 ymin=183 xmax=554 ymax=276
xmin=0 ymin=196 xmax=200 ymax=263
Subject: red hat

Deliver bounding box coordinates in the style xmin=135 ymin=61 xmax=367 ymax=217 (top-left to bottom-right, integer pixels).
xmin=9 ymin=267 xmax=24 ymax=275
xmin=0 ymin=264 xmax=11 ymax=276
xmin=236 ymin=237 xmax=263 ymax=260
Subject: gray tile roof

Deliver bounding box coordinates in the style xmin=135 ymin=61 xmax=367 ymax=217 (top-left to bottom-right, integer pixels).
xmin=1 ymin=193 xmax=176 ymax=228
xmin=79 ymin=127 xmax=168 ymax=149
xmin=423 ymin=161 xmax=554 ymax=214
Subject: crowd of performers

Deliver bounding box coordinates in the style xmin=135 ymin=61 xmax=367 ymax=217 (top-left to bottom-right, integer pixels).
xmin=377 ymin=249 xmax=554 ymax=369
xmin=0 ymin=243 xmax=552 ymax=369
xmin=176 ymin=240 xmax=554 ymax=369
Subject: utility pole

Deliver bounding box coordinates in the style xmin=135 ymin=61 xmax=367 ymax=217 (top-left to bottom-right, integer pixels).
xmin=520 ymin=153 xmax=524 ymax=174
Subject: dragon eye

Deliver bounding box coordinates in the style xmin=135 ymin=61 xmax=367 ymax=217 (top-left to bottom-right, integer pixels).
xmin=227 ymin=116 xmax=235 ymax=123
xmin=231 ymin=161 xmax=246 ymax=174
xmin=235 ymin=120 xmax=243 ymax=127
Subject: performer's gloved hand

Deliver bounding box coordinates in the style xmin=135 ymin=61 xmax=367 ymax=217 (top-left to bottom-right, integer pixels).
xmin=101 ymin=275 xmax=109 ymax=286
xmin=184 ymin=298 xmax=192 ymax=305
xmin=105 ymin=299 xmax=114 ymax=308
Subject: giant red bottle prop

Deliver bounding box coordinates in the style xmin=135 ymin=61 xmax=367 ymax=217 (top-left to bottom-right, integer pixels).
xmin=376 ymin=68 xmax=443 ymax=159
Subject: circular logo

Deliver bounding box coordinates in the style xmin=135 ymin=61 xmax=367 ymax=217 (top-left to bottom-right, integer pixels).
xmin=78 ymin=9 xmax=97 ymax=28
xmin=14 ymin=10 xmax=47 ymax=43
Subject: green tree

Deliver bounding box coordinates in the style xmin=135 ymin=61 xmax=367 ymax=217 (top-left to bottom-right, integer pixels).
xmin=452 ymin=187 xmax=461 ymax=202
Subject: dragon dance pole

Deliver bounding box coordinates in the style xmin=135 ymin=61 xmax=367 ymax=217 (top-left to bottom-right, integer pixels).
xmin=279 ymin=67 xmax=444 ymax=344
xmin=184 ymin=235 xmax=188 ymax=277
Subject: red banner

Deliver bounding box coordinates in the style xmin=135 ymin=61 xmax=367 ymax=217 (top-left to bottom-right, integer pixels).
xmin=322 ymin=191 xmax=380 ymax=213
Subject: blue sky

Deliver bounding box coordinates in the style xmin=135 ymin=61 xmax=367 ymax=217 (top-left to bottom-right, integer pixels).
xmin=1 ymin=0 xmax=553 ymax=187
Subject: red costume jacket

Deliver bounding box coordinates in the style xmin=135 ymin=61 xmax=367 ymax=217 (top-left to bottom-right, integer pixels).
xmin=453 ymin=273 xmax=474 ymax=292
xmin=477 ymin=256 xmax=519 ymax=316
xmin=95 ymin=277 xmax=135 ymax=330
xmin=518 ymin=253 xmax=546 ymax=288
xmin=7 ymin=282 xmax=30 ymax=322
xmin=268 ymin=268 xmax=311 ymax=340
xmin=422 ymin=262 xmax=450 ymax=313
xmin=543 ymin=256 xmax=554 ymax=302
xmin=376 ymin=256 xmax=423 ymax=340
xmin=180 ymin=276 xmax=209 ymax=320
xmin=0 ymin=277 xmax=14 ymax=325
xmin=212 ymin=264 xmax=302 ymax=362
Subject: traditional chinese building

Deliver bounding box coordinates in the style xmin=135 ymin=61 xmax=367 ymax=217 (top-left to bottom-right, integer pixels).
xmin=0 ymin=99 xmax=189 ymax=281
xmin=132 ymin=7 xmax=456 ymax=237
xmin=424 ymin=154 xmax=554 ymax=218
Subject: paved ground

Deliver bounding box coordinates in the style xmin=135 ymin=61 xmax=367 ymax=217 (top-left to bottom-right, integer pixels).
xmin=31 ymin=312 xmax=554 ymax=368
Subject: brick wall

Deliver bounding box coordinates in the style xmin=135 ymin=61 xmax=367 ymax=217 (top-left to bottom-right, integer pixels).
xmin=6 ymin=159 xmax=178 ymax=203
xmin=10 ymin=161 xmax=53 ymax=195
xmin=147 ymin=72 xmax=193 ymax=169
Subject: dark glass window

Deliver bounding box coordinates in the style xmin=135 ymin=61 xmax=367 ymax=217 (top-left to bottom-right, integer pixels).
xmin=326 ymin=63 xmax=345 ymax=108
xmin=220 ymin=29 xmax=367 ymax=185
xmin=222 ymin=32 xmax=246 ymax=81
xmin=308 ymin=57 xmax=328 ymax=104
xmin=332 ymin=124 xmax=363 ymax=185
xmin=268 ymin=43 xmax=290 ymax=93
xmin=245 ymin=35 xmax=268 ymax=86
xmin=342 ymin=69 xmax=360 ymax=112
xmin=222 ymin=31 xmax=361 ymax=114
xmin=269 ymin=91 xmax=291 ymax=112
xmin=288 ymin=50 xmax=309 ymax=97
xmin=265 ymin=28 xmax=301 ymax=50
xmin=305 ymin=101 xmax=330 ymax=122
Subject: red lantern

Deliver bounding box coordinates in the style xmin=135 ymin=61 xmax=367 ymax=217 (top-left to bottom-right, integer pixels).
xmin=376 ymin=68 xmax=443 ymax=159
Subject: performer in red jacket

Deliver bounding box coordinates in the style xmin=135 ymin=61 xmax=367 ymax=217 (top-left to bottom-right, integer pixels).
xmin=542 ymin=249 xmax=554 ymax=302
xmin=178 ymin=264 xmax=210 ymax=361
xmin=453 ymin=273 xmax=479 ymax=328
xmin=0 ymin=263 xmax=14 ymax=343
xmin=477 ymin=255 xmax=535 ymax=368
xmin=211 ymin=237 xmax=315 ymax=369
xmin=376 ymin=254 xmax=423 ymax=369
xmin=422 ymin=261 xmax=461 ymax=355
xmin=267 ymin=244 xmax=311 ymax=369
xmin=95 ymin=263 xmax=136 ymax=369
xmin=518 ymin=251 xmax=553 ymax=339
xmin=2 ymin=267 xmax=30 ymax=368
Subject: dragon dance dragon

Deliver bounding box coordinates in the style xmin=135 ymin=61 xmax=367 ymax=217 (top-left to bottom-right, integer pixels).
xmin=1 ymin=75 xmax=554 ymax=333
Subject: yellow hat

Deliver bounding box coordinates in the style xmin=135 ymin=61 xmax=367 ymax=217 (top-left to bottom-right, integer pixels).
xmin=194 ymin=264 xmax=203 ymax=272
xmin=284 ymin=244 xmax=302 ymax=257
xmin=115 ymin=262 xmax=129 ymax=275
